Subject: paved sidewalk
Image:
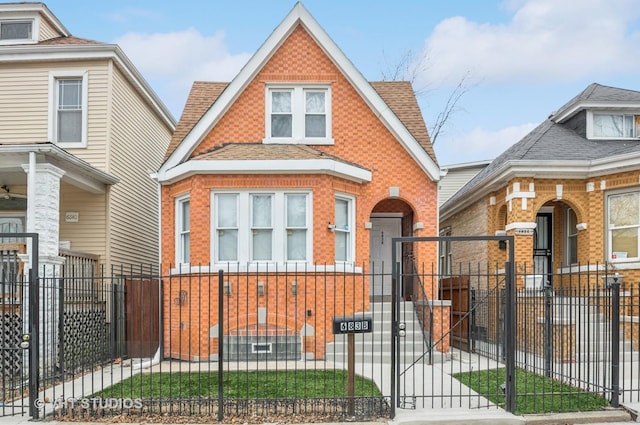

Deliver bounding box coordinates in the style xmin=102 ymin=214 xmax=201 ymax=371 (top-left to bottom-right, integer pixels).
xmin=0 ymin=407 xmax=635 ymax=425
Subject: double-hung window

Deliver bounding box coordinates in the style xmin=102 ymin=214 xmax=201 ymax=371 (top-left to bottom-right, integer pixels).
xmin=265 ymin=85 xmax=332 ymax=144
xmin=49 ymin=71 xmax=88 ymax=147
xmin=213 ymin=191 xmax=311 ymax=264
xmin=607 ymin=190 xmax=640 ymax=262
xmin=175 ymin=196 xmax=190 ymax=265
xmin=565 ymin=208 xmax=578 ymax=265
xmin=334 ymin=195 xmax=354 ymax=263
xmin=439 ymin=228 xmax=452 ymax=275
xmin=591 ymin=113 xmax=640 ymax=139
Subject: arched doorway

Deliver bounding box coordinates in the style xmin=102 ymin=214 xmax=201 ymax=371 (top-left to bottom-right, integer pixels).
xmin=369 ymin=198 xmax=415 ymax=301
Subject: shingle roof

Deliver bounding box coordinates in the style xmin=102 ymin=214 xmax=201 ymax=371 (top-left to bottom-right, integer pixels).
xmin=164 ymin=82 xmax=227 ymax=161
xmin=36 ymin=36 xmax=103 ymax=46
xmin=370 ymin=81 xmax=436 ymax=164
xmin=553 ymin=83 xmax=640 ymax=121
xmin=164 ymin=80 xmax=435 ymax=164
xmin=442 ymin=83 xmax=640 ymax=211
xmin=193 ymin=143 xmax=367 ymax=171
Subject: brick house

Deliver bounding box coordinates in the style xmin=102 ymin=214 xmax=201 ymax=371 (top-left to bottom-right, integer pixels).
xmin=440 ymin=83 xmax=640 ymax=288
xmin=155 ymin=3 xmax=440 ymax=361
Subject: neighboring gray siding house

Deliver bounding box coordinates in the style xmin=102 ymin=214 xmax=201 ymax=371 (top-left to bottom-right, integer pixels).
xmin=439 ymin=160 xmax=491 ymax=206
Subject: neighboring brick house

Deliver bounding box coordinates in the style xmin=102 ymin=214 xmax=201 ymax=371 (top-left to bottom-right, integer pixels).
xmin=440 ymin=83 xmax=640 ymax=288
xmin=155 ymin=3 xmax=440 ymax=360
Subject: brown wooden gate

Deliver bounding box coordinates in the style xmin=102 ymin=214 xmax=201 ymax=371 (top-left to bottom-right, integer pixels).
xmin=439 ymin=276 xmax=470 ymax=351
xmin=125 ymin=278 xmax=160 ymax=358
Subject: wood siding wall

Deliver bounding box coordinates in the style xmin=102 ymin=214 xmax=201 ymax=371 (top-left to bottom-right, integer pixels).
xmin=59 ymin=184 xmax=107 ymax=260
xmin=38 ymin=17 xmax=62 ymax=41
xmin=106 ymin=66 xmax=172 ymax=265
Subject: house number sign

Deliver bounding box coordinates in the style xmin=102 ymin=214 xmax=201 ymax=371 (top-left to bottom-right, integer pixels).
xmin=332 ymin=315 xmax=373 ymax=334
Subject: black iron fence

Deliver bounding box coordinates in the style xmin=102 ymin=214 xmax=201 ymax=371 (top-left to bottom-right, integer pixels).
xmin=1 ymin=257 xmax=640 ymax=420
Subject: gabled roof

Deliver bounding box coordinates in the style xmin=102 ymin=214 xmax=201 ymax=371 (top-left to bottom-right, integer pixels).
xmin=157 ymin=2 xmax=439 ymax=182
xmin=164 ymin=81 xmax=437 ymax=164
xmin=370 ymin=81 xmax=436 ymax=163
xmin=441 ymin=83 xmax=640 ymax=218
xmin=553 ymin=83 xmax=640 ymax=122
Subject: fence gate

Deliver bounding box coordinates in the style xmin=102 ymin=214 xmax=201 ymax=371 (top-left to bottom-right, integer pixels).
xmin=391 ymin=235 xmax=516 ymax=416
xmin=0 ymin=233 xmax=38 ymax=418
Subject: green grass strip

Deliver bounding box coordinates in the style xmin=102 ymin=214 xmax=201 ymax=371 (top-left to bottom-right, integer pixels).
xmin=95 ymin=370 xmax=381 ymax=399
xmin=454 ymin=368 xmax=610 ymax=414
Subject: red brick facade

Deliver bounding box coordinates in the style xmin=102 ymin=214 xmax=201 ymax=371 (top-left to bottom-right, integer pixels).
xmin=159 ymin=24 xmax=439 ymax=360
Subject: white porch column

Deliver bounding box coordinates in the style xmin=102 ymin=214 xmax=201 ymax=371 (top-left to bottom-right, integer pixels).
xmin=21 ymin=162 xmax=66 ymax=374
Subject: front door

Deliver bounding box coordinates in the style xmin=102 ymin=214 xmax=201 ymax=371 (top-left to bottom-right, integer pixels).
xmin=370 ymin=217 xmax=401 ymax=300
xmin=534 ymin=213 xmax=552 ymax=286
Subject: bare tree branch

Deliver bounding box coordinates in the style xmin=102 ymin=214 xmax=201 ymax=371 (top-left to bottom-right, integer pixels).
xmin=380 ymin=50 xmax=474 ymax=145
xmin=429 ymin=71 xmax=472 ymax=145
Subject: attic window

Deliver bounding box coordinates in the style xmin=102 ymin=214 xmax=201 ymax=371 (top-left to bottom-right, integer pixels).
xmin=0 ymin=21 xmax=32 ymax=40
xmin=264 ymin=85 xmax=333 ymax=145
xmin=592 ymin=113 xmax=640 ymax=139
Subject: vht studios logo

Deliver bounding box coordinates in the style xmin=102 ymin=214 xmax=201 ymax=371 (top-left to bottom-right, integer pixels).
xmin=35 ymin=397 xmax=143 ymax=410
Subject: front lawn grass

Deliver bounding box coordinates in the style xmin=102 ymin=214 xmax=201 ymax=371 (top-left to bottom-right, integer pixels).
xmin=454 ymin=368 xmax=610 ymax=414
xmin=95 ymin=369 xmax=381 ymax=399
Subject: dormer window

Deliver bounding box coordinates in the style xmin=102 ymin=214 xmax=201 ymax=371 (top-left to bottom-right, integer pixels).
xmin=264 ymin=84 xmax=333 ymax=145
xmin=592 ymin=113 xmax=640 ymax=139
xmin=0 ymin=20 xmax=32 ymax=41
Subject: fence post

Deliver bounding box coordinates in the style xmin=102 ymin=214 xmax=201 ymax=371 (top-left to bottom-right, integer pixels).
xmin=58 ymin=277 xmax=64 ymax=383
xmin=544 ymin=281 xmax=553 ymax=378
xmin=217 ymin=269 xmax=224 ymax=421
xmin=504 ymin=260 xmax=516 ymax=414
xmin=470 ymin=289 xmax=476 ymax=353
xmin=610 ymin=276 xmax=621 ymax=408
xmin=28 ymin=234 xmax=39 ymax=419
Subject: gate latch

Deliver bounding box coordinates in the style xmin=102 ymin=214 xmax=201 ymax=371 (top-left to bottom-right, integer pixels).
xmin=19 ymin=334 xmax=30 ymax=349
xmin=398 ymin=322 xmax=407 ymax=337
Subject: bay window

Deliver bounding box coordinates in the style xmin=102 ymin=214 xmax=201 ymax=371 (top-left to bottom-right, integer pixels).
xmin=175 ymin=196 xmax=190 ymax=265
xmin=607 ymin=190 xmax=640 ymax=261
xmin=213 ymin=190 xmax=311 ymax=263
xmin=334 ymin=195 xmax=354 ymax=263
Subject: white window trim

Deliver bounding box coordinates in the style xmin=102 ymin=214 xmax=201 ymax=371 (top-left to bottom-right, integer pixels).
xmin=334 ymin=193 xmax=355 ymax=265
xmin=48 ymin=70 xmax=88 ymax=148
xmin=211 ymin=189 xmax=313 ymax=267
xmin=175 ymin=194 xmax=190 ymax=267
xmin=0 ymin=15 xmax=39 ymax=45
xmin=263 ymin=84 xmax=334 ymax=145
xmin=606 ymin=187 xmax=640 ymax=264
xmin=587 ymin=110 xmax=640 ymax=140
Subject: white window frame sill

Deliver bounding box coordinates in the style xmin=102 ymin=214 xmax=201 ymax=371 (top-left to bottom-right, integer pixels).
xmin=262 ymin=137 xmax=335 ymax=145
xmin=170 ymin=263 xmax=363 ymax=275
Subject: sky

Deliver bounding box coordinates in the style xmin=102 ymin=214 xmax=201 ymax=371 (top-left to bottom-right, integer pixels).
xmin=41 ymin=0 xmax=640 ymax=166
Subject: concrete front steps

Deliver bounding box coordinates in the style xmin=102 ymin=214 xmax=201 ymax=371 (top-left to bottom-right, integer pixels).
xmin=325 ymin=301 xmax=445 ymax=364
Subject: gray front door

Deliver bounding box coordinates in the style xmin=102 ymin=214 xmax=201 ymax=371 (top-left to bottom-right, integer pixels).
xmin=370 ymin=217 xmax=401 ymax=299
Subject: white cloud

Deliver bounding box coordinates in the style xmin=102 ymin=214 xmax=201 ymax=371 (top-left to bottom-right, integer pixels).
xmin=114 ymin=29 xmax=251 ymax=118
xmin=418 ymin=0 xmax=640 ymax=86
xmin=436 ymin=123 xmax=537 ymax=165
